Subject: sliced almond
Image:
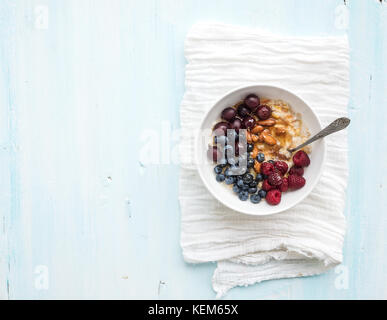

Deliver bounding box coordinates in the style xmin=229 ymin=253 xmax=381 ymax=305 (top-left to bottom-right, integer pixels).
xmin=246 ymin=131 xmax=252 ymax=143
xmin=251 ymin=125 xmax=264 ymax=134
xmin=251 ymin=145 xmax=259 ymax=158
xmin=261 ymin=131 xmax=277 ymax=145
xmin=251 ymin=134 xmax=259 ymax=142
xmin=257 ymin=119 xmax=276 ymax=126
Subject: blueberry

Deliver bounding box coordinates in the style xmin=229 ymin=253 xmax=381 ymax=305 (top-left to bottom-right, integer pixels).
xmin=242 ymin=173 xmax=254 ymax=184
xmin=241 ymin=185 xmax=249 ymax=191
xmin=214 ymin=135 xmax=228 ymax=145
xmin=233 ymin=185 xmax=240 ymax=193
xmin=247 ymin=143 xmax=254 ymax=152
xmin=258 ymin=189 xmax=266 ymax=198
xmin=214 ymin=165 xmax=223 ymax=174
xmin=262 ymin=174 xmax=268 ymax=180
xmin=247 ymin=158 xmax=255 ymax=168
xmin=250 ymin=194 xmax=261 ymax=204
xmin=257 ymin=153 xmax=265 ymax=163
xmin=255 ymin=173 xmax=263 ymax=182
xmin=238 ymin=190 xmax=249 ymax=201
xmin=237 ymin=179 xmax=245 ymax=188
xmin=248 ymin=187 xmax=257 ymax=194
xmin=225 ymin=176 xmax=234 ymax=185
xmin=268 ymin=160 xmax=275 ymax=164
xmin=249 ymin=180 xmax=258 ymax=187
xmin=216 ymin=174 xmax=225 ymax=182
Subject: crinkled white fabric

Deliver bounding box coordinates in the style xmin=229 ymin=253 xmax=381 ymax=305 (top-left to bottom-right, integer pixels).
xmin=179 ymin=22 xmax=349 ymax=297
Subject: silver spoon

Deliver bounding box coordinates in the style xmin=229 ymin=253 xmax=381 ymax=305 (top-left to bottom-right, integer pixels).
xmin=288 ymin=117 xmax=350 ymax=153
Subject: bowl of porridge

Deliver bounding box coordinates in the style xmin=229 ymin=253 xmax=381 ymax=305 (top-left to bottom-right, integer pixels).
xmin=195 ymin=85 xmax=326 ymax=216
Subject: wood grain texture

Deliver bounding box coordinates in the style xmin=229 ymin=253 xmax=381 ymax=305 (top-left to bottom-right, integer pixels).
xmin=0 ymin=0 xmax=386 ymax=299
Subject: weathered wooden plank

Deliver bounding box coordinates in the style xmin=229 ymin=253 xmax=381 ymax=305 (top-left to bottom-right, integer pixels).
xmin=0 ymin=0 xmax=385 ymax=299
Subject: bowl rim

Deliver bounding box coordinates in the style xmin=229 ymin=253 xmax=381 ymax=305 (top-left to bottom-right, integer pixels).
xmin=194 ymin=84 xmax=327 ymax=216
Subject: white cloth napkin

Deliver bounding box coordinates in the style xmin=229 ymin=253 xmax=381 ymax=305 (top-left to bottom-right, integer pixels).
xmin=179 ymin=22 xmax=349 ymax=297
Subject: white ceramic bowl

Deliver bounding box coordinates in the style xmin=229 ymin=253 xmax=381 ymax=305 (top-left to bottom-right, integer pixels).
xmin=195 ymin=85 xmax=326 ymax=216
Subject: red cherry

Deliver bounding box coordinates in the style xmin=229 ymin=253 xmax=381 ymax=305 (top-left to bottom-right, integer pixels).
xmin=244 ymin=94 xmax=260 ymax=112
xmin=243 ymin=116 xmax=256 ymax=129
xmin=230 ymin=118 xmax=244 ymax=133
xmin=221 ymin=107 xmax=236 ymax=121
xmin=213 ymin=121 xmax=230 ymax=136
xmin=256 ymin=105 xmax=272 ymax=120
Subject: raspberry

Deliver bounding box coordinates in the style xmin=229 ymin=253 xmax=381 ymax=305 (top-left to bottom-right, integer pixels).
xmin=293 ymin=150 xmax=310 ymax=167
xmin=268 ymin=172 xmax=283 ymax=186
xmin=266 ymin=189 xmax=282 ymax=205
xmin=274 ymin=161 xmax=288 ymax=175
xmin=289 ymin=166 xmax=304 ymax=176
xmin=288 ymin=174 xmax=306 ymax=189
xmin=261 ymin=162 xmax=274 ymax=175
xmin=278 ymin=177 xmax=289 ymax=192
xmin=262 ymin=179 xmax=274 ymax=191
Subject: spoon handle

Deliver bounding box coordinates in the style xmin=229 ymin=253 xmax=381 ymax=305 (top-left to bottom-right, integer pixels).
xmin=288 ymin=117 xmax=350 ymax=153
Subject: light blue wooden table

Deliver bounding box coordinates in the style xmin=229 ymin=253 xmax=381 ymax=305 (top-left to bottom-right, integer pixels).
xmin=0 ymin=0 xmax=386 ymax=299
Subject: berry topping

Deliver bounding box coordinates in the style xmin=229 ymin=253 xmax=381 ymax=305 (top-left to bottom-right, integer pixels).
xmin=248 ymin=187 xmax=258 ymax=194
xmin=210 ymin=93 xmax=312 ymax=206
xmin=278 ymin=177 xmax=289 ymax=192
xmin=266 ymin=189 xmax=282 ymax=205
xmin=261 ymin=162 xmax=275 ymax=175
xmin=256 ymin=105 xmax=272 ymax=120
xmin=256 ymin=153 xmax=265 ymax=163
xmin=214 ymin=165 xmax=223 ymax=174
xmin=255 ymin=173 xmax=263 ymax=182
xmin=250 ymin=193 xmax=261 ymax=204
xmin=288 ymin=174 xmax=306 ymax=189
xmin=262 ymin=179 xmax=274 ymax=191
xmin=230 ymin=118 xmax=244 ymax=133
xmin=274 ymin=161 xmax=289 ymax=175
xmin=221 ymin=107 xmax=236 ymax=121
xmin=238 ymin=190 xmax=249 ymax=201
xmin=249 ymin=180 xmax=258 ymax=187
xmin=243 ymin=116 xmax=256 ymax=129
xmin=289 ymin=166 xmax=304 ymax=176
xmin=242 ymin=173 xmax=254 ymax=184
xmin=225 ymin=176 xmax=235 ymax=185
xmin=258 ymin=189 xmax=267 ymax=198
xmin=233 ymin=185 xmax=240 ymax=193
xmin=216 ymin=173 xmax=225 ymax=182
xmin=293 ymin=150 xmax=310 ymax=167
xmin=244 ymin=94 xmax=260 ymax=111
xmin=237 ymin=104 xmax=251 ymax=118
xmin=213 ymin=121 xmax=230 ymax=136
xmin=268 ymin=172 xmax=283 ymax=186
